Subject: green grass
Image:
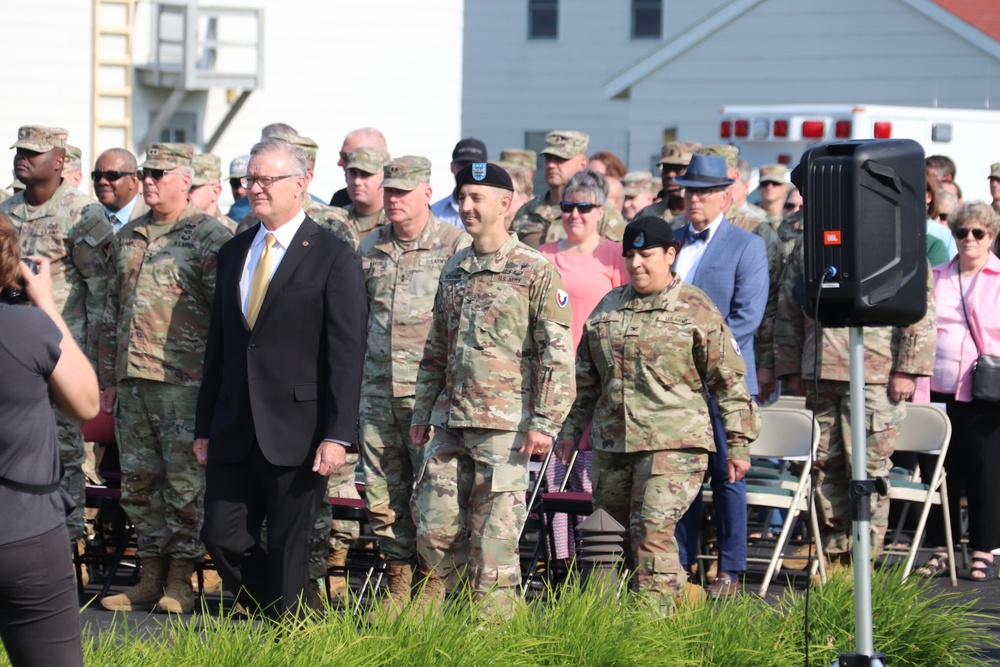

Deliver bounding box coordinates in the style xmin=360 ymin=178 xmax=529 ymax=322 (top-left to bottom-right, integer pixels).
xmin=7 ymin=568 xmax=995 ymax=666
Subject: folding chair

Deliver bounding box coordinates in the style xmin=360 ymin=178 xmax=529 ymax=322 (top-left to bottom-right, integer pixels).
xmin=700 ymin=406 xmax=826 ymax=596
xmin=770 ymin=395 xmax=806 ymax=411
xmin=883 ymin=403 xmax=957 ymax=586
xmin=519 ymin=447 xmax=557 ymax=593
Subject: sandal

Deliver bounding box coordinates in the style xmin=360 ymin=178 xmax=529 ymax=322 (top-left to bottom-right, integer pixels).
xmin=968 ymin=556 xmax=996 ymax=582
xmin=915 ymin=554 xmax=949 ymax=577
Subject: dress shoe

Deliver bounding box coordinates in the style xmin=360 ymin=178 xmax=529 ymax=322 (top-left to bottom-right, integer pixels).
xmin=706 ymin=571 xmax=741 ymax=599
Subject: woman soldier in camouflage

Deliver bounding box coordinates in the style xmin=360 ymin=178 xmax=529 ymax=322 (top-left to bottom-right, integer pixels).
xmin=556 ymin=216 xmax=760 ymax=613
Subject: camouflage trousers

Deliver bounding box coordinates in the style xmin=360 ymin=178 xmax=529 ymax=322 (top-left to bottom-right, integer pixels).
xmin=592 ymin=448 xmax=707 ymax=610
xmin=116 ymin=379 xmax=204 ymax=560
xmin=808 ymin=381 xmax=902 ymax=557
xmin=360 ymin=395 xmax=421 ymax=562
xmin=415 ymin=427 xmax=529 ymax=606
xmin=307 ymin=450 xmax=360 ymax=580
xmin=55 ymin=411 xmax=86 ymax=537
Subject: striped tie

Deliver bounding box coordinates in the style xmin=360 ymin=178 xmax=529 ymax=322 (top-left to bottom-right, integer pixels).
xmin=247 ymin=233 xmax=276 ymax=329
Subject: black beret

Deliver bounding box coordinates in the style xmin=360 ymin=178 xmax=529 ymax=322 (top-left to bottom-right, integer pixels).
xmin=453 ymin=162 xmax=514 ymax=199
xmin=622 ymin=216 xmax=676 ymax=255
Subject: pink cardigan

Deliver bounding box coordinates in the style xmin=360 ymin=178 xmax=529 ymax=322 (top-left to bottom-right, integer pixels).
xmin=916 ymin=252 xmax=1000 ymax=403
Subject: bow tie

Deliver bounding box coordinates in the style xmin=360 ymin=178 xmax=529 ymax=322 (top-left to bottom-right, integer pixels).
xmin=686 ymin=228 xmax=710 ymax=244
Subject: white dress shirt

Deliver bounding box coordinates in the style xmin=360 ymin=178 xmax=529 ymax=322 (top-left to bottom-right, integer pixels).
xmin=429 ymin=194 xmax=464 ymax=228
xmin=239 ymin=209 xmax=306 ymax=319
xmin=673 ymin=213 xmax=724 ymax=282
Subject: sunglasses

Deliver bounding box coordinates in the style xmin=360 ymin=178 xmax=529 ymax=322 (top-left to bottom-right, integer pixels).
xmin=91 ymin=170 xmax=136 ymax=183
xmin=560 ymin=202 xmax=601 ymax=214
xmin=955 ymin=227 xmax=987 ymax=240
xmin=140 ymin=168 xmax=182 ymax=181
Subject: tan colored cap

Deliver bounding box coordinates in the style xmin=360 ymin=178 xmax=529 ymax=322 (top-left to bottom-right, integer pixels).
xmin=990 ymin=162 xmax=1000 ymax=179
xmin=758 ymin=164 xmax=788 ymax=184
xmin=272 ymin=133 xmax=318 ymax=164
xmin=382 ymin=156 xmax=431 ymax=190
xmin=499 ymin=149 xmax=537 ymax=171
xmin=191 ymin=153 xmax=222 ymax=186
xmin=540 ymin=131 xmax=589 ymax=160
xmin=229 ymin=155 xmax=250 ymax=179
xmin=63 ymin=144 xmax=82 ymax=170
xmin=140 ymin=143 xmax=195 ymax=170
xmin=11 ymin=125 xmax=68 ymax=152
xmin=622 ymin=171 xmax=654 ymax=197
xmin=346 ymin=147 xmax=390 ymax=175
xmin=657 ymin=140 xmax=701 ymax=167
xmin=697 ymin=144 xmax=739 ymax=170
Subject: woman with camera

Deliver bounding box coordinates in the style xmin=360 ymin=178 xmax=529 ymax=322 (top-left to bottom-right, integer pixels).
xmin=0 ymin=212 xmax=98 ymax=667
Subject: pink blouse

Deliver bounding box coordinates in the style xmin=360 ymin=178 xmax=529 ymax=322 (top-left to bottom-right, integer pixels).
xmin=538 ymin=238 xmax=630 ymax=351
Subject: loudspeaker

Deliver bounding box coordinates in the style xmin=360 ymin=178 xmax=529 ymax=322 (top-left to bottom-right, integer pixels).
xmin=793 ymin=139 xmax=927 ymax=327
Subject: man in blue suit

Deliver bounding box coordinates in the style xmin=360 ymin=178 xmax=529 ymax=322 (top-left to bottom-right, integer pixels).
xmin=670 ymin=154 xmax=768 ymax=599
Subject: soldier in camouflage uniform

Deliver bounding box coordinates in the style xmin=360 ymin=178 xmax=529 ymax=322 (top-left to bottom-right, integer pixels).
xmin=189 ymin=153 xmax=238 ymax=233
xmin=1 ymin=126 xmax=115 ymax=539
xmin=61 ymin=144 xmax=85 ymax=190
xmin=756 ymin=164 xmax=789 ymax=229
xmin=776 ymin=208 xmax=803 ymax=267
xmin=343 ymin=147 xmax=390 ymax=241
xmin=498 ymin=149 xmax=537 ymax=180
xmin=635 ymin=140 xmax=702 ymax=221
xmin=558 ymin=216 xmax=759 ymax=613
xmin=513 ymin=131 xmax=625 ymax=248
xmin=359 ymin=156 xmax=469 ymax=616
xmin=774 ymin=238 xmax=936 ymax=559
xmin=98 ymin=143 xmax=232 ymax=614
xmin=622 ymin=171 xmax=654 ymax=222
xmin=410 ymin=162 xmax=575 ymax=620
xmin=236 ymin=134 xmax=359 ymax=251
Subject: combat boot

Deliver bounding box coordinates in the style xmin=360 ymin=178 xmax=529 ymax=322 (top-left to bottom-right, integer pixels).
xmin=368 ymin=560 xmax=414 ymax=623
xmin=101 ymin=555 xmax=168 ymax=612
xmin=326 ymin=546 xmax=349 ymax=601
xmin=157 ymin=558 xmax=196 ymax=614
xmin=408 ymin=567 xmax=445 ymax=617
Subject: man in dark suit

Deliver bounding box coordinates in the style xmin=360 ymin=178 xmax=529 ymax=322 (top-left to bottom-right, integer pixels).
xmin=668 ymin=154 xmax=768 ymax=599
xmin=194 ymin=138 xmax=366 ymax=617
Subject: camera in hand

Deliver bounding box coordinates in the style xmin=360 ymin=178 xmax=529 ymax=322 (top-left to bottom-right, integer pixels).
xmin=0 ymin=258 xmax=40 ymax=304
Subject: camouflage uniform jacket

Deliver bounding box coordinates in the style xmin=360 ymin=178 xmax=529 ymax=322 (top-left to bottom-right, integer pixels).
xmin=99 ymin=204 xmax=231 ymax=387
xmin=671 ymin=204 xmax=781 ymax=371
xmin=636 ymin=199 xmax=681 ymax=228
xmin=359 ymin=215 xmax=469 ymax=398
xmin=560 ymin=278 xmax=758 ymax=460
xmin=205 ymin=203 xmax=237 ymax=234
xmin=237 ymin=197 xmax=358 ymax=251
xmin=412 ymin=233 xmax=576 ymax=437
xmin=0 ymin=183 xmax=114 ymax=362
xmin=773 ymin=238 xmax=937 ymax=383
xmin=344 ymin=204 xmax=388 ymax=242
xmin=776 ymin=211 xmax=803 ymax=267
xmin=513 ymin=192 xmax=626 ymax=248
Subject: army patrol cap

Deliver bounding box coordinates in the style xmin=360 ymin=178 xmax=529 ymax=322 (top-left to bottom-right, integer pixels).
xmin=990 ymin=162 xmax=1000 ymax=180
xmin=622 ymin=171 xmax=654 ymax=196
xmin=272 ymin=133 xmax=318 ymax=164
xmin=622 ymin=216 xmax=675 ymax=254
xmin=697 ymin=144 xmax=739 ymax=170
xmin=540 ymin=131 xmax=589 ymax=160
xmin=758 ymin=164 xmax=788 ymax=184
xmin=141 ymin=143 xmax=195 ymax=170
xmin=63 ymin=144 xmax=82 ymax=170
xmin=383 ymin=156 xmax=432 ymax=190
xmin=228 ymin=155 xmax=250 ymax=179
xmin=499 ymin=149 xmax=537 ymax=171
xmin=11 ymin=125 xmax=68 ymax=153
xmin=657 ymin=140 xmax=701 ymax=167
xmin=671 ymin=154 xmax=734 ymax=189
xmin=453 ymin=162 xmax=514 ymax=198
xmin=346 ymin=147 xmax=391 ymax=175
xmin=191 ymin=153 xmax=222 ymax=186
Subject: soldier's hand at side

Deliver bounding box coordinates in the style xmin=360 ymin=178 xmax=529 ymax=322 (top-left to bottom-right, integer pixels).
xmin=520 ymin=430 xmax=553 ymax=457
xmin=728 ymin=459 xmax=751 ymax=484
xmin=193 ymin=438 xmax=208 ymax=465
xmin=889 ymin=372 xmax=916 ymax=402
xmin=313 ymin=440 xmax=347 ymax=476
xmin=786 ymin=373 xmax=805 ymax=396
xmin=100 ymin=387 xmax=117 ymax=414
xmin=410 ymin=425 xmax=429 ymax=447
xmin=555 ymin=438 xmax=576 ymax=465
xmin=756 ymin=367 xmax=776 ymax=402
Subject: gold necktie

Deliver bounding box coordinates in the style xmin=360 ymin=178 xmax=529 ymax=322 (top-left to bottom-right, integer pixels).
xmin=247 ymin=233 xmax=276 ymax=329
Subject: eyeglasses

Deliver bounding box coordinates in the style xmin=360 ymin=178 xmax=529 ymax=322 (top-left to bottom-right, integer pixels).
xmin=759 ymin=181 xmax=783 ymax=188
xmin=784 ymin=203 xmax=799 ymax=211
xmin=937 ymin=213 xmax=950 ymax=222
xmin=955 ymin=227 xmax=987 ymax=240
xmin=91 ymin=170 xmax=136 ymax=183
xmin=140 ymin=168 xmax=183 ymax=181
xmin=683 ymin=187 xmax=725 ymax=199
xmin=560 ymin=202 xmax=601 ymax=214
xmin=241 ymin=174 xmax=295 ymax=189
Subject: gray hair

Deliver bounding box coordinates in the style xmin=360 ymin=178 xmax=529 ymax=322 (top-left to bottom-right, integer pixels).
xmin=737 ymin=159 xmax=751 ymax=184
xmin=948 ymin=200 xmax=1000 ymax=237
xmin=562 ymin=169 xmax=607 ymax=204
xmin=250 ymin=139 xmax=309 ymax=177
xmin=936 ymin=189 xmax=958 ymax=209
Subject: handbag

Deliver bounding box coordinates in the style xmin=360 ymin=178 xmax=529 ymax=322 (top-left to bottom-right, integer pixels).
xmin=959 ymin=272 xmax=1000 ymax=402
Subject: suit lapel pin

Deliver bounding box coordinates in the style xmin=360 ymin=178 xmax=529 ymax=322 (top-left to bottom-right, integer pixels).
xmin=302 ymin=241 xmax=309 ymax=246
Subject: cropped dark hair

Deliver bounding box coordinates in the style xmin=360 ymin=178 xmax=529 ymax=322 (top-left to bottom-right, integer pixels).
xmin=0 ymin=212 xmax=22 ymax=290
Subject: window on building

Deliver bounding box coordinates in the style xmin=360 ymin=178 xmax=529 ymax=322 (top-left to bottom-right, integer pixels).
xmin=528 ymin=0 xmax=558 ymax=40
xmin=631 ymin=0 xmax=662 ymax=39
xmin=149 ymin=111 xmax=197 ymax=145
